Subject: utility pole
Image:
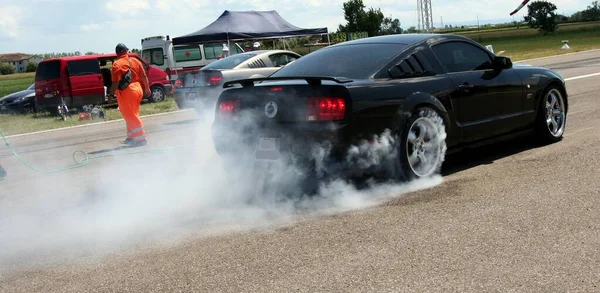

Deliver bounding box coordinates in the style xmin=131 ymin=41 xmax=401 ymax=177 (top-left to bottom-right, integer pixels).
xmin=417 ymin=0 xmax=434 ymax=32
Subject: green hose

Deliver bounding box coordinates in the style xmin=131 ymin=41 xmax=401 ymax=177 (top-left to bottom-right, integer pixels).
xmin=0 ymin=131 xmax=197 ymax=176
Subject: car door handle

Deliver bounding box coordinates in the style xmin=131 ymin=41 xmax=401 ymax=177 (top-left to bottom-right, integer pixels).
xmin=458 ymin=84 xmax=474 ymax=89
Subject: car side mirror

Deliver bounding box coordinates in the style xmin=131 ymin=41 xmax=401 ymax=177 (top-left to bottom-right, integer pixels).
xmin=493 ymin=56 xmax=512 ymax=70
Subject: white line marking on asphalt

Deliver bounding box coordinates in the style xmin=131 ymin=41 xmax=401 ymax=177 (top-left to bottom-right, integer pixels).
xmin=4 ymin=109 xmax=194 ymax=139
xmin=564 ymin=72 xmax=600 ymax=81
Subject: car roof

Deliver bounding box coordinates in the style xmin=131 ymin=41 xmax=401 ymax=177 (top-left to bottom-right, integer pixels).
xmin=331 ymin=33 xmax=467 ymax=47
xmin=238 ymin=49 xmax=299 ymax=56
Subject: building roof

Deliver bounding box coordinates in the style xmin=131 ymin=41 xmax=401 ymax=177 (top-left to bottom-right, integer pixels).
xmin=0 ymin=53 xmax=39 ymax=62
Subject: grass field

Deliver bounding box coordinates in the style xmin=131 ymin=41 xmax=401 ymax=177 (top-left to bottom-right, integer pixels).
xmin=0 ymin=98 xmax=180 ymax=136
xmin=0 ymin=72 xmax=35 ymax=97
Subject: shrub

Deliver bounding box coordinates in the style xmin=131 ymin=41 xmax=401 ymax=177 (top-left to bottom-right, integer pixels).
xmin=0 ymin=63 xmax=15 ymax=75
xmin=26 ymin=61 xmax=37 ymax=73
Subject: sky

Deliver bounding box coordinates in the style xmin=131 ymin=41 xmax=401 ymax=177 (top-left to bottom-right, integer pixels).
xmin=0 ymin=0 xmax=593 ymax=54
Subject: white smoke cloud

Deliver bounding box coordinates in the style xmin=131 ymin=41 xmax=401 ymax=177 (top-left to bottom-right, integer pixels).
xmin=0 ymin=100 xmax=447 ymax=277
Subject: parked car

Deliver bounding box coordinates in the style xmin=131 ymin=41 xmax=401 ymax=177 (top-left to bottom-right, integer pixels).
xmin=211 ymin=33 xmax=568 ymax=187
xmin=34 ymin=53 xmax=172 ymax=113
xmin=173 ymin=49 xmax=301 ymax=114
xmin=0 ymin=84 xmax=36 ymax=114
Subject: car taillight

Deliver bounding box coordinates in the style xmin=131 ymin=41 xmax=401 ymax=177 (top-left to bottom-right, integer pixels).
xmin=307 ymin=97 xmax=346 ymax=121
xmin=208 ymin=76 xmax=222 ymax=87
xmin=217 ymin=99 xmax=240 ymax=118
xmin=175 ymin=79 xmax=183 ymax=88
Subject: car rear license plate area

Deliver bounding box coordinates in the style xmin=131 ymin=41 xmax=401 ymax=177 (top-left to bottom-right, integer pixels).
xmin=255 ymin=136 xmax=281 ymax=161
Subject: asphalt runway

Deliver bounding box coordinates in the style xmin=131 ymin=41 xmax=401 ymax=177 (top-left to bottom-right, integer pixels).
xmin=1 ymin=50 xmax=600 ymax=292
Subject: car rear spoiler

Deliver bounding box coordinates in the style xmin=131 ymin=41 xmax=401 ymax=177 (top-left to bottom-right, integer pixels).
xmin=222 ymin=76 xmax=354 ymax=88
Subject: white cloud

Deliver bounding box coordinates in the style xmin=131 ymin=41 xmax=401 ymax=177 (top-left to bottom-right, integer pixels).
xmin=80 ymin=23 xmax=103 ymax=32
xmin=0 ymin=5 xmax=23 ymax=39
xmin=105 ymin=0 xmax=151 ymax=18
xmin=154 ymin=0 xmax=171 ymax=12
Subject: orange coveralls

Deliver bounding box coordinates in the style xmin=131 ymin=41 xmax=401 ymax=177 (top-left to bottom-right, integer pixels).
xmin=111 ymin=55 xmax=147 ymax=143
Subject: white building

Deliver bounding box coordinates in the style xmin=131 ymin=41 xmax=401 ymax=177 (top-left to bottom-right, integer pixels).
xmin=0 ymin=53 xmax=43 ymax=73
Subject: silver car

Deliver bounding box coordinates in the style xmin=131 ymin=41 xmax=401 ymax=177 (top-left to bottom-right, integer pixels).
xmin=173 ymin=49 xmax=301 ymax=114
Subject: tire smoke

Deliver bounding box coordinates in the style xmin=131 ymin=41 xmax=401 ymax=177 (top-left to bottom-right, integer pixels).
xmin=0 ymin=102 xmax=447 ymax=276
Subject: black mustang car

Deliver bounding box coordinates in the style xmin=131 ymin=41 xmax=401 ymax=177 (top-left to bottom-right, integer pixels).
xmin=211 ymin=33 xmax=568 ymax=183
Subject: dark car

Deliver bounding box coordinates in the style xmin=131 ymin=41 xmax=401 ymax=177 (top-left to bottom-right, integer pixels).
xmin=0 ymin=84 xmax=36 ymax=114
xmin=211 ymin=33 xmax=568 ymax=185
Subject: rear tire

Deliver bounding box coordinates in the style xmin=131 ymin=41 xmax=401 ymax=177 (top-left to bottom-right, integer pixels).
xmin=535 ymin=85 xmax=567 ymax=144
xmin=395 ymin=107 xmax=447 ymax=181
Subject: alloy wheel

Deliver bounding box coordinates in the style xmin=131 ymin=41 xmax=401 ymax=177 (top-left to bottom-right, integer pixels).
xmin=545 ymin=88 xmax=566 ymax=138
xmin=405 ymin=116 xmax=443 ymax=178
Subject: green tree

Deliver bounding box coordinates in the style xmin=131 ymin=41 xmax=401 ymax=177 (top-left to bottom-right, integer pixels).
xmin=338 ymin=0 xmax=365 ymax=32
xmin=524 ymin=0 xmax=559 ymax=34
xmin=582 ymin=0 xmax=600 ymax=20
xmin=26 ymin=61 xmax=37 ymax=73
xmin=405 ymin=26 xmax=418 ymax=33
xmin=0 ymin=63 xmax=15 ymax=75
xmin=381 ymin=15 xmax=403 ymax=35
xmin=337 ymin=0 xmax=397 ymax=36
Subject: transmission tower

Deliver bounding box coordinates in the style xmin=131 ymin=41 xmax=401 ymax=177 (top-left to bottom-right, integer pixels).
xmin=417 ymin=0 xmax=434 ymax=32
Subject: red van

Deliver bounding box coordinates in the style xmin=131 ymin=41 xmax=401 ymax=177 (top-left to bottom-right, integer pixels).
xmin=35 ymin=53 xmax=172 ymax=113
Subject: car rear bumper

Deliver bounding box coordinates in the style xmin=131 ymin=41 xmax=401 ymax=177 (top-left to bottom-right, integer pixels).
xmin=211 ymin=121 xmax=351 ymax=164
xmin=163 ymin=83 xmax=173 ymax=95
xmin=35 ymin=95 xmax=70 ymax=111
xmin=173 ymin=86 xmax=222 ymax=109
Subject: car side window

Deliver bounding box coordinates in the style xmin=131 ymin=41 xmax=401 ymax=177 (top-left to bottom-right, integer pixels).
xmin=268 ymin=53 xmax=298 ymax=67
xmin=432 ymin=41 xmax=493 ymax=73
xmin=66 ymin=59 xmax=101 ymax=77
xmin=204 ymin=44 xmax=224 ymax=59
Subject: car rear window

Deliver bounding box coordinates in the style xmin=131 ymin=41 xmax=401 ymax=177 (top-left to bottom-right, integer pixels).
xmin=35 ymin=60 xmax=61 ymax=80
xmin=66 ymin=59 xmax=101 ymax=76
xmin=202 ymin=53 xmax=257 ymax=70
xmin=142 ymin=48 xmax=164 ymax=66
xmin=270 ymin=43 xmax=406 ymax=79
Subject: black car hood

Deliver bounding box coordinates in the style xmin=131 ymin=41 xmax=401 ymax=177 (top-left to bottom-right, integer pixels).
xmin=0 ymin=89 xmax=35 ymax=103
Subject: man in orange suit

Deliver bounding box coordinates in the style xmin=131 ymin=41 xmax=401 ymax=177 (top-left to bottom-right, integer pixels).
xmin=108 ymin=43 xmax=150 ymax=147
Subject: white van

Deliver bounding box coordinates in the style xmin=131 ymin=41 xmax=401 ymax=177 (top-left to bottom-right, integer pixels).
xmin=140 ymin=35 xmax=245 ymax=82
